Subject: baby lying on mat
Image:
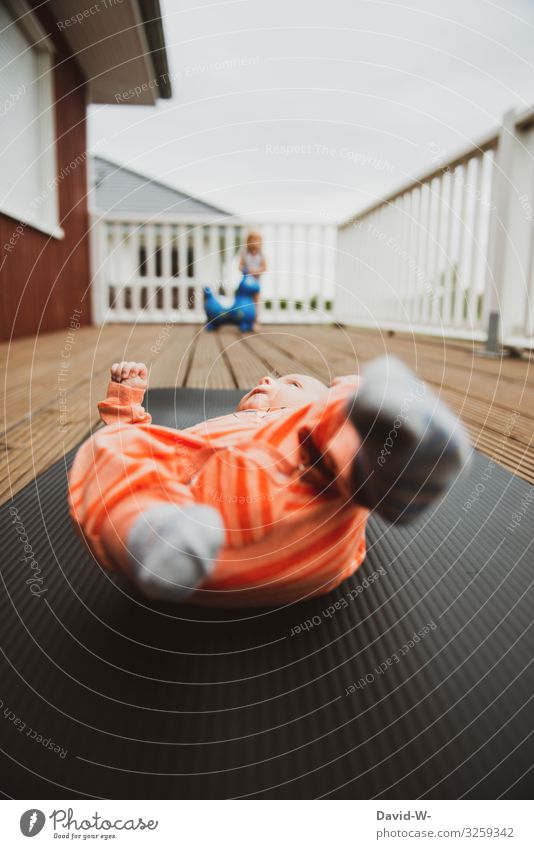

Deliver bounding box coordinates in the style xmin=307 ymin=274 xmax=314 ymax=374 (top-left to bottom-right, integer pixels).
xmin=68 ymin=357 xmax=470 ymax=607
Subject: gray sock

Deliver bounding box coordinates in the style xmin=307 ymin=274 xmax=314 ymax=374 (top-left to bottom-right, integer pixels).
xmin=127 ymin=504 xmax=225 ymax=602
xmin=349 ymin=355 xmax=472 ymax=522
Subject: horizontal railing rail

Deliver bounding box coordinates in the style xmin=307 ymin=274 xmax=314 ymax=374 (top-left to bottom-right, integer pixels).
xmin=342 ymin=129 xmax=499 ymax=229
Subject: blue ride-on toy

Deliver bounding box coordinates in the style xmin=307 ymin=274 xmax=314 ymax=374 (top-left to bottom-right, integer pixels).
xmin=203 ymin=273 xmax=260 ymax=332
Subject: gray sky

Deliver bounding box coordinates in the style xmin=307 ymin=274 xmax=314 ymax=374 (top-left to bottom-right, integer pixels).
xmin=88 ymin=0 xmax=534 ymax=222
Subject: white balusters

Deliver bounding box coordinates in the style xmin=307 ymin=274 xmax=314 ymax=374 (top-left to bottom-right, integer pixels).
xmin=128 ymin=223 xmax=141 ymax=318
xmin=223 ymin=225 xmax=235 ymax=293
xmin=193 ymin=225 xmax=204 ymax=318
xmin=94 ymin=216 xmax=337 ymax=325
xmin=453 ymin=163 xmax=469 ymax=327
xmin=287 ymin=223 xmax=298 ymax=322
xmin=160 ymin=223 xmax=172 ymax=319
xmin=465 ymin=155 xmax=484 ymax=328
xmin=426 ymin=177 xmax=442 ymax=326
xmin=258 ymin=222 xmax=274 ymax=320
xmin=272 ymin=222 xmax=283 ymax=315
xmin=416 ymin=181 xmax=432 ymax=324
xmin=335 ymin=138 xmax=500 ymax=340
xmin=208 ymin=225 xmax=220 ymax=288
xmin=441 ymin=168 xmax=459 ymax=326
xmin=176 ymin=224 xmax=188 ymax=315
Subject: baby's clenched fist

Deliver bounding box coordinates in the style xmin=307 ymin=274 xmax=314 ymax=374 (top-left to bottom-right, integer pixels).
xmin=110 ymin=361 xmax=148 ymax=390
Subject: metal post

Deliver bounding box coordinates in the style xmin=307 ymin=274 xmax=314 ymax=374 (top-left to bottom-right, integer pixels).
xmin=485 ymin=311 xmax=500 ymax=355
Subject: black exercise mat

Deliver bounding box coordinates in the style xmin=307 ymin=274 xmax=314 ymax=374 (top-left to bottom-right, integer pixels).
xmin=0 ymin=388 xmax=532 ymax=800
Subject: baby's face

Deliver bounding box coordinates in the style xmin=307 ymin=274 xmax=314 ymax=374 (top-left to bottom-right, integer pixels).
xmin=237 ymin=373 xmax=329 ymax=411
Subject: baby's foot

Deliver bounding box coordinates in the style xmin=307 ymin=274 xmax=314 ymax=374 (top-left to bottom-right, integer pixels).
xmin=110 ymin=361 xmax=148 ymax=390
xmin=347 ymin=356 xmax=471 ymax=523
xmin=127 ymin=504 xmax=225 ymax=603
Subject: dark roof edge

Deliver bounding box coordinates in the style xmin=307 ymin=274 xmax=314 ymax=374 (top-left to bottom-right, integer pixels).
xmin=138 ymin=0 xmax=172 ymax=99
xmin=93 ymin=155 xmax=233 ymax=216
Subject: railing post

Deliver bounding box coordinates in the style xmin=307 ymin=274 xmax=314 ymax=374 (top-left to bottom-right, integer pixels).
xmin=193 ymin=225 xmax=204 ymax=319
xmin=223 ymin=224 xmax=235 ymax=293
xmin=319 ymin=224 xmax=333 ymax=322
xmin=177 ymin=224 xmax=188 ymax=317
xmin=89 ymin=213 xmax=107 ymax=325
xmin=209 ymin=225 xmax=219 ymax=289
xmin=161 ymin=223 xmax=172 ymax=319
xmin=482 ymin=108 xmax=534 ymax=351
xmin=144 ymin=223 xmax=156 ymax=320
xmin=482 ymin=109 xmax=516 ymax=351
xmin=272 ymin=222 xmax=283 ymax=320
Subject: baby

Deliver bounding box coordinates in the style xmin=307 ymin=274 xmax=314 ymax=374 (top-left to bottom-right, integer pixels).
xmin=68 ymin=357 xmax=470 ymax=607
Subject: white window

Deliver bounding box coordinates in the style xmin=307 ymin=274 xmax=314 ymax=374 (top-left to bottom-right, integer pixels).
xmin=0 ymin=2 xmax=62 ymax=237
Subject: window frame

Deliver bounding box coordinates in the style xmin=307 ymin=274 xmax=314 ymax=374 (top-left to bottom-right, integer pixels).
xmin=0 ymin=1 xmax=64 ymax=239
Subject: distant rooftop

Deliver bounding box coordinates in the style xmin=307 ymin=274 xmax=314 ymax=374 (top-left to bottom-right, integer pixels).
xmin=92 ymin=157 xmax=230 ymax=218
xmin=49 ymin=0 xmax=172 ymax=104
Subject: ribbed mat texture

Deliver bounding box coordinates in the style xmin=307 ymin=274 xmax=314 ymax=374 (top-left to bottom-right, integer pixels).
xmin=0 ymin=388 xmax=532 ymax=799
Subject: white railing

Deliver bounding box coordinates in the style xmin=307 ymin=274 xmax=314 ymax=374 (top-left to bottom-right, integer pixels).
xmin=335 ymin=105 xmax=534 ymax=350
xmin=90 ymin=215 xmax=337 ymax=325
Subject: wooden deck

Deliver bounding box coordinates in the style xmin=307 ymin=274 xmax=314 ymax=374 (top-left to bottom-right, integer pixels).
xmin=1 ymin=323 xmax=533 ymax=506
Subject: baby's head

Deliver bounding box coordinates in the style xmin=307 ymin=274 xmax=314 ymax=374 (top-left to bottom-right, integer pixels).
xmin=237 ymin=373 xmax=329 ymax=411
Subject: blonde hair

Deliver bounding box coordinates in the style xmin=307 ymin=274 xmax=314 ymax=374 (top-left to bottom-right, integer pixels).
xmin=245 ymin=230 xmax=262 ymax=251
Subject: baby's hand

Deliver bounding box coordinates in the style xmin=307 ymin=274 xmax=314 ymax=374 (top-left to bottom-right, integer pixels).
xmin=110 ymin=361 xmax=148 ymax=390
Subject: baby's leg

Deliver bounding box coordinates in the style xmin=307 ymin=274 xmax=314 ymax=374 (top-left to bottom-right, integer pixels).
xmin=296 ymin=356 xmax=471 ymax=523
xmin=125 ymin=502 xmax=224 ymax=603
xmin=69 ymin=426 xmax=225 ymax=603
xmin=347 ymin=356 xmax=471 ymax=521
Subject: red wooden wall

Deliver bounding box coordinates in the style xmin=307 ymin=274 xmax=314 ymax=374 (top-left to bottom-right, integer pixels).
xmin=0 ymin=6 xmax=91 ymax=341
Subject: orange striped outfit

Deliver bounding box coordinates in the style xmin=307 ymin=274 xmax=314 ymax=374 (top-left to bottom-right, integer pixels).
xmin=69 ymin=380 xmax=369 ymax=607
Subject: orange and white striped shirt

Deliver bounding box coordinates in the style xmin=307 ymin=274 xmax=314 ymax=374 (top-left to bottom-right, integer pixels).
xmin=69 ymin=381 xmax=369 ymax=607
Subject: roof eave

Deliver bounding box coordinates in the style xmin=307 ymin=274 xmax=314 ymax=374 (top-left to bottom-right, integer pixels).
xmin=138 ymin=0 xmax=172 ymax=99
xmin=48 ymin=0 xmax=172 ymax=105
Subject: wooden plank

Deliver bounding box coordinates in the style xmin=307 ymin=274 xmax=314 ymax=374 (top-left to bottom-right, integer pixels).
xmin=216 ymin=326 xmax=266 ymax=389
xmin=236 ymin=329 xmax=319 ymax=381
xmin=258 ymin=325 xmax=357 ymax=382
xmin=147 ymin=323 xmax=196 ymax=387
xmin=320 ymin=327 xmax=534 ymax=420
xmin=185 ymin=327 xmax=235 ymax=389
xmin=260 ymin=325 xmax=534 ymax=484
xmin=1 ymin=323 xmax=534 ymax=505
xmin=0 ymin=325 xmax=198 ymax=504
xmin=343 ymin=326 xmax=534 ymax=382
xmin=1 ymin=324 xmax=161 ymax=433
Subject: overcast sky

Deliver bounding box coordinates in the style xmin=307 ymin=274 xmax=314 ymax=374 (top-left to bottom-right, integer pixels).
xmin=88 ymin=0 xmax=534 ymax=222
